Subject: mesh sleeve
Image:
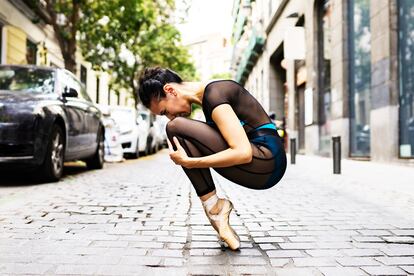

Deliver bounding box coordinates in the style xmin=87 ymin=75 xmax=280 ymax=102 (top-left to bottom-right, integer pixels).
xmin=203 ymin=81 xmax=238 ymax=114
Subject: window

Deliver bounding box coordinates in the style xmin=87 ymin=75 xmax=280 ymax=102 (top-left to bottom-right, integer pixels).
xmin=398 ymin=0 xmax=414 ymax=158
xmin=62 ymin=71 xmax=91 ymax=102
xmin=318 ymin=0 xmax=331 ymax=124
xmin=348 ymin=0 xmax=371 ymax=157
xmin=317 ymin=0 xmax=332 ymax=154
xmin=0 ymin=67 xmax=54 ymax=94
xmin=0 ymin=23 xmax=3 ymax=64
xmin=26 ymin=39 xmax=37 ymax=65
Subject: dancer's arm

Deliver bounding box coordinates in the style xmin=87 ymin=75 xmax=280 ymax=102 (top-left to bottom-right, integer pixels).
xmin=169 ymin=104 xmax=252 ymax=168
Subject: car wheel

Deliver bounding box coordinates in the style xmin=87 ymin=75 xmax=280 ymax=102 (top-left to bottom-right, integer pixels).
xmin=86 ymin=129 xmax=104 ymax=169
xmin=39 ymin=125 xmax=64 ymax=182
xmin=131 ymin=139 xmax=140 ymax=159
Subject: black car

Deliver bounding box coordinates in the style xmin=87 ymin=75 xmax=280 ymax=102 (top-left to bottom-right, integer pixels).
xmin=0 ymin=65 xmax=104 ymax=181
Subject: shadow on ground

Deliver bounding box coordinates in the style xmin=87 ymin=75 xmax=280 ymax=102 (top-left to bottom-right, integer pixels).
xmin=0 ymin=161 xmax=89 ymax=187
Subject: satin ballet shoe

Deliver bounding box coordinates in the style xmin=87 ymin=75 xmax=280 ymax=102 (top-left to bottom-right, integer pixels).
xmin=204 ymin=199 xmax=240 ymax=250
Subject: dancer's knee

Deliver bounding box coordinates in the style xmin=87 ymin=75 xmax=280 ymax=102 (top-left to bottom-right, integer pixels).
xmin=166 ymin=117 xmax=187 ymax=137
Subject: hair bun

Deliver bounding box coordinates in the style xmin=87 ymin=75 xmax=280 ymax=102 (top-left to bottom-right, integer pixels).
xmin=137 ymin=67 xmax=183 ymax=108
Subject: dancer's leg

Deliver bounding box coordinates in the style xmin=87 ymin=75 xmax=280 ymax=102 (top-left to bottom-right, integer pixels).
xmin=166 ymin=117 xmax=281 ymax=250
xmin=166 ymin=117 xmax=277 ymax=197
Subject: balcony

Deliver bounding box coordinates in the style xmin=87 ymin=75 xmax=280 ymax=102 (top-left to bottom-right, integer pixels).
xmin=233 ymin=13 xmax=247 ymax=43
xmin=235 ymin=29 xmax=265 ymax=84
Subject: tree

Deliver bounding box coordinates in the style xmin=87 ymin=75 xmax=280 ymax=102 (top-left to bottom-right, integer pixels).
xmin=78 ymin=0 xmax=196 ymax=104
xmin=210 ymin=72 xmax=232 ymax=80
xmin=25 ymin=0 xmax=196 ymax=104
xmin=24 ymin=0 xmax=85 ymax=73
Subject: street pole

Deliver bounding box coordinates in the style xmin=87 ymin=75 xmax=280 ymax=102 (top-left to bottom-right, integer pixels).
xmin=290 ymin=138 xmax=296 ymax=164
xmin=332 ymin=136 xmax=341 ymax=174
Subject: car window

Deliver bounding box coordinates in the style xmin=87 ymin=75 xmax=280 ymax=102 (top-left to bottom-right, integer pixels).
xmin=61 ymin=71 xmax=92 ymax=102
xmin=138 ymin=113 xmax=149 ymax=121
xmin=60 ymin=71 xmax=79 ymax=97
xmin=0 ymin=67 xmax=54 ymax=94
xmin=75 ymin=79 xmax=92 ymax=102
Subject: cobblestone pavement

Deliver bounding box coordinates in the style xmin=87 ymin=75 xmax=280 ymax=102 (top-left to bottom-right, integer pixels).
xmin=0 ymin=150 xmax=414 ymax=276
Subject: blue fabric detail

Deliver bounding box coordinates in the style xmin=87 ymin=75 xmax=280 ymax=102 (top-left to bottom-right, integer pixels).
xmin=207 ymin=118 xmax=286 ymax=189
xmin=208 ymin=120 xmax=273 ymax=129
xmin=250 ymin=130 xmax=286 ymax=189
xmin=250 ymin=135 xmax=279 ymax=156
xmin=255 ymin=123 xmax=277 ymax=130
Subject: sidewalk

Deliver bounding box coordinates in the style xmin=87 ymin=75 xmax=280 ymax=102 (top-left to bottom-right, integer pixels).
xmin=207 ymin=153 xmax=414 ymax=275
xmin=279 ymin=154 xmax=414 ymax=216
xmin=0 ymin=150 xmax=413 ymax=275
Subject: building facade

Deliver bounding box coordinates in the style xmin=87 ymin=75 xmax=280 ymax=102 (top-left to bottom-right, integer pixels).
xmin=231 ymin=0 xmax=414 ymax=164
xmin=0 ymin=0 xmax=133 ymax=107
xmin=184 ymin=32 xmax=232 ymax=82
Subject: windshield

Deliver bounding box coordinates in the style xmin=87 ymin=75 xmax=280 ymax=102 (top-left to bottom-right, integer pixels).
xmin=138 ymin=113 xmax=148 ymax=121
xmin=111 ymin=109 xmax=135 ymax=125
xmin=0 ymin=67 xmax=55 ymax=94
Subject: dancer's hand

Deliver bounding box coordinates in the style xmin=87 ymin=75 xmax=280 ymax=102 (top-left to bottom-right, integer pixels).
xmin=168 ymin=137 xmax=193 ymax=168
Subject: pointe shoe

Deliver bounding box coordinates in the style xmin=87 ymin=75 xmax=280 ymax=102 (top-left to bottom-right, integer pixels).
xmin=204 ymin=199 xmax=240 ymax=250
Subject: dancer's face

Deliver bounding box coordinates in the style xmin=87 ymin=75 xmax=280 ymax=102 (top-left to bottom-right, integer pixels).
xmin=149 ymin=83 xmax=192 ymax=120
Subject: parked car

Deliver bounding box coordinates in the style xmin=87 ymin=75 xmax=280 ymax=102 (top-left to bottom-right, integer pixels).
xmin=154 ymin=115 xmax=169 ymax=149
xmin=98 ymin=105 xmax=124 ymax=163
xmin=0 ymin=65 xmax=105 ymax=181
xmin=110 ymin=106 xmax=149 ymax=158
xmin=138 ymin=110 xmax=159 ymax=154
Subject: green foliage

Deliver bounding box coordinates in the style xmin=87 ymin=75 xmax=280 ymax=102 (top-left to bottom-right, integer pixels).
xmin=24 ymin=0 xmax=86 ymax=72
xmin=78 ymin=0 xmax=196 ymax=104
xmin=210 ymin=72 xmax=232 ymax=80
xmin=26 ymin=0 xmax=196 ymax=103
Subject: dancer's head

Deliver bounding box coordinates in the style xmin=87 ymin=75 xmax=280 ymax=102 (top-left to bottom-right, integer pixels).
xmin=138 ymin=67 xmax=191 ymax=120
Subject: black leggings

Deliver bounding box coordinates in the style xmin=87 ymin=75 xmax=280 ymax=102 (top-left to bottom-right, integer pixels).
xmin=166 ymin=117 xmax=287 ymax=197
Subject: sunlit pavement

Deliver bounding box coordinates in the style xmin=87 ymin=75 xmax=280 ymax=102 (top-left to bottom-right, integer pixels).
xmin=0 ymin=149 xmax=414 ymax=275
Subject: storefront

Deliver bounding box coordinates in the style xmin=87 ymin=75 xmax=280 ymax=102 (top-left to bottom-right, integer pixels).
xmin=231 ymin=0 xmax=413 ymax=163
xmin=398 ymin=0 xmax=414 ymax=159
xmin=317 ymin=0 xmax=332 ymax=156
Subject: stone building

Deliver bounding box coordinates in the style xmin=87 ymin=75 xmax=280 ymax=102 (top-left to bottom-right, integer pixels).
xmin=231 ymin=0 xmax=414 ymax=164
xmin=185 ymin=32 xmax=232 ymax=82
xmin=0 ymin=0 xmax=133 ymax=106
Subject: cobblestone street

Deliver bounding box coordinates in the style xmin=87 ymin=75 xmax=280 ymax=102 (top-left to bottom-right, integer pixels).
xmin=1 ymin=150 xmax=414 ymax=275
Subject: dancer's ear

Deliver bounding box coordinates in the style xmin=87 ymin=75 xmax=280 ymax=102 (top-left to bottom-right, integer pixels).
xmin=163 ymin=83 xmax=177 ymax=96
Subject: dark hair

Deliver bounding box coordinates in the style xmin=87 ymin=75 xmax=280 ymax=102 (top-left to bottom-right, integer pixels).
xmin=137 ymin=67 xmax=183 ymax=108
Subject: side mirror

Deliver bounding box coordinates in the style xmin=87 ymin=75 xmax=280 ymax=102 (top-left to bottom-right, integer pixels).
xmin=63 ymin=87 xmax=78 ymax=98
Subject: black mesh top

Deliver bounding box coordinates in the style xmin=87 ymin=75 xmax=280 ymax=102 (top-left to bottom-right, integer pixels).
xmin=202 ymin=80 xmax=272 ymax=133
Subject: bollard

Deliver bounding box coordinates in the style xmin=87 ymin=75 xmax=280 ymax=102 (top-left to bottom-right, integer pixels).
xmin=290 ymin=138 xmax=296 ymax=164
xmin=332 ymin=136 xmax=341 ymax=174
